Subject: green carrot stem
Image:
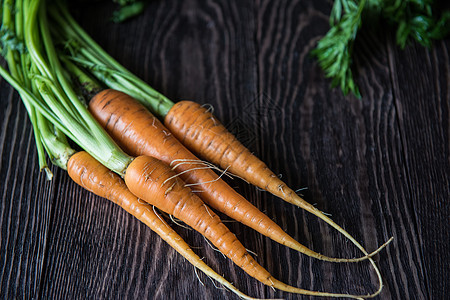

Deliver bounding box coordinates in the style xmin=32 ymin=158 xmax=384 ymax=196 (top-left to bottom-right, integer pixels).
xmin=48 ymin=1 xmax=174 ymax=118
xmin=60 ymin=56 xmax=103 ymax=95
xmin=52 ymin=1 xmax=133 ymax=75
xmin=37 ymin=111 xmax=75 ymax=170
xmin=21 ymin=0 xmax=133 ymax=175
xmin=1 ymin=0 xmax=50 ymax=178
xmin=3 ymin=0 xmax=24 ymax=83
xmin=25 ymin=101 xmax=52 ymax=178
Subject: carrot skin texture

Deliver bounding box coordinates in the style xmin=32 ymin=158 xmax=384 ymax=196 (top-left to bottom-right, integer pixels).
xmin=67 ymin=151 xmax=261 ymax=300
xmin=124 ymin=155 xmax=376 ymax=298
xmin=123 ymin=155 xmax=272 ymax=283
xmin=164 ymin=100 xmax=285 ymax=200
xmin=89 ymin=90 xmax=322 ymax=258
xmin=88 ymin=89 xmax=388 ymax=264
xmin=164 ymin=100 xmax=388 ymax=297
xmin=164 ymin=101 xmax=363 ymax=234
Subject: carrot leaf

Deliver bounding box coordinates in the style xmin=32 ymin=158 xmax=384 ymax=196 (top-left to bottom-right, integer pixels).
xmin=313 ymin=0 xmax=450 ymax=97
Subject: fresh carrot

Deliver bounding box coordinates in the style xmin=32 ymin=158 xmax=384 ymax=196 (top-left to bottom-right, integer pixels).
xmin=0 ymin=1 xmax=385 ymax=298
xmin=163 ymin=100 xmax=390 ymax=262
xmin=88 ymin=89 xmax=389 ymax=263
xmin=124 ymin=154 xmax=379 ymax=299
xmin=67 ymin=151 xmax=261 ymax=300
xmin=0 ymin=28 xmax=258 ymax=298
xmin=48 ymin=4 xmax=392 ymax=270
xmin=164 ymin=100 xmax=309 ymax=209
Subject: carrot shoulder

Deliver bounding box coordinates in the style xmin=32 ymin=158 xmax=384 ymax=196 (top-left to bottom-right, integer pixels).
xmin=124 ymin=155 xmax=380 ymax=299
xmin=88 ymin=89 xmax=384 ymax=263
xmin=67 ymin=151 xmax=260 ymax=300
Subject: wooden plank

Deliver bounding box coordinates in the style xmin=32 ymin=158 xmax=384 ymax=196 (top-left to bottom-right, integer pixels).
xmin=387 ymin=38 xmax=449 ymax=299
xmin=0 ymin=0 xmax=448 ymax=299
xmin=0 ymin=84 xmax=56 ymax=299
xmin=252 ymin=1 xmax=408 ymax=298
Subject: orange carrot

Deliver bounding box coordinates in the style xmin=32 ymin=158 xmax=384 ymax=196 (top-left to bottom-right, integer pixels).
xmin=89 ymin=89 xmax=387 ymax=263
xmin=67 ymin=151 xmax=261 ymax=300
xmin=164 ymin=100 xmax=308 ymax=208
xmin=164 ymin=100 xmax=390 ymax=256
xmin=124 ymin=154 xmax=379 ymax=299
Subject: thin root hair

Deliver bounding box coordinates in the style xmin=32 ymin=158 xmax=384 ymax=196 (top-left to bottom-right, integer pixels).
xmin=194 ymin=266 xmax=205 ymax=286
xmin=255 ymin=186 xmax=266 ymax=192
xmin=152 ymin=205 xmax=173 ymax=232
xmin=169 ymin=214 xmax=192 ymax=230
xmin=203 ymin=236 xmax=227 ymax=259
xmin=295 ymin=187 xmax=308 ymax=193
xmin=268 ymin=278 xmax=276 ymax=292
xmin=162 ymin=166 xmax=223 ymax=187
xmin=137 ymin=198 xmax=151 ymax=206
xmin=201 ymin=103 xmax=215 ymax=114
xmin=170 ymin=158 xmax=248 ymax=182
xmin=185 ymin=166 xmax=231 ymax=187
xmin=208 ymin=274 xmax=228 ymax=291
xmin=203 ymin=204 xmax=214 ymax=218
xmin=170 ymin=159 xmax=235 ymax=180
xmin=277 ymin=184 xmax=286 ymax=196
xmin=245 ymin=248 xmax=258 ymax=257
xmin=163 ymin=181 xmax=177 ymax=195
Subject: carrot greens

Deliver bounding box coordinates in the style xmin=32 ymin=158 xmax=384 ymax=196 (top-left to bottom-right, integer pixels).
xmin=45 ymin=2 xmax=393 ymax=286
xmin=0 ymin=2 xmax=265 ymax=299
xmin=1 ymin=0 xmax=133 ymax=175
xmin=0 ymin=0 xmax=394 ymax=298
xmin=112 ymin=0 xmax=148 ymax=23
xmin=48 ymin=1 xmax=174 ymax=119
xmin=313 ymin=0 xmax=450 ymax=97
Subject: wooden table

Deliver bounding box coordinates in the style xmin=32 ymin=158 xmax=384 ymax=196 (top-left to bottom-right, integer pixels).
xmin=1 ymin=1 xmax=448 ymax=299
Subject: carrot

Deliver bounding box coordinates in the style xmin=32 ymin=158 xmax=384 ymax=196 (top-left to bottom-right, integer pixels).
xmin=46 ymin=1 xmax=392 ymax=266
xmin=124 ymin=154 xmax=379 ymax=299
xmin=164 ymin=100 xmax=311 ymax=209
xmin=1 ymin=2 xmax=382 ymax=298
xmin=49 ymin=3 xmax=392 ymax=271
xmin=67 ymin=151 xmax=261 ymax=300
xmin=88 ymin=89 xmax=389 ymax=263
xmin=164 ymin=100 xmax=390 ymax=255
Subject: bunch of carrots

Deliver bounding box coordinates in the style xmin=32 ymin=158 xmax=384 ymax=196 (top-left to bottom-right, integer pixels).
xmin=0 ymin=0 xmax=393 ymax=298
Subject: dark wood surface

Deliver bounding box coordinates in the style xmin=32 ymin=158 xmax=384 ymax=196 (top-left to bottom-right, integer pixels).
xmin=1 ymin=1 xmax=448 ymax=299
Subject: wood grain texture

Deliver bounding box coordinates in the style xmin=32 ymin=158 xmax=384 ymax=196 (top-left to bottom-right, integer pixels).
xmin=387 ymin=38 xmax=449 ymax=299
xmin=0 ymin=0 xmax=448 ymax=299
xmin=0 ymin=82 xmax=57 ymax=299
